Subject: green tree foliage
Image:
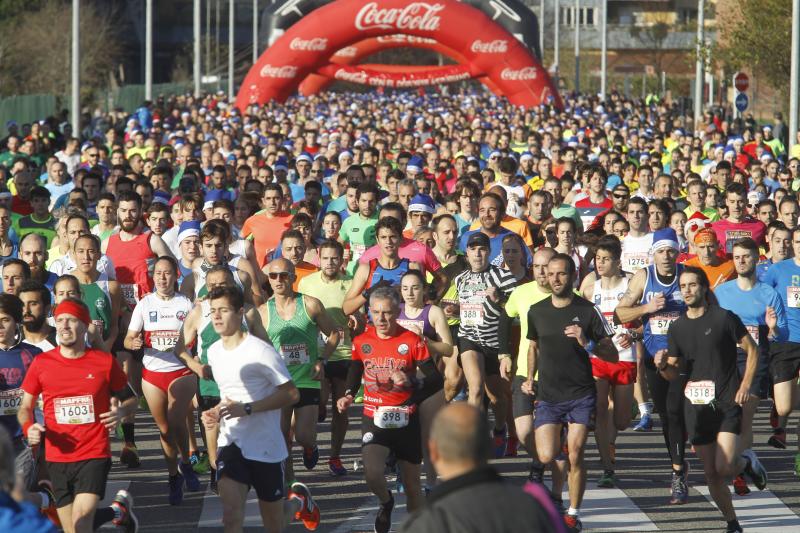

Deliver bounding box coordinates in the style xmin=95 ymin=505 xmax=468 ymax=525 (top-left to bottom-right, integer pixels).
xmin=715 ymin=0 xmax=792 ymax=94
xmin=0 ymin=0 xmax=122 ymax=100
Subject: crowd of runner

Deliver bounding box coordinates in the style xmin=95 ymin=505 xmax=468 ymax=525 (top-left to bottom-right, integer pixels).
xmin=1 ymin=87 xmax=800 ymax=533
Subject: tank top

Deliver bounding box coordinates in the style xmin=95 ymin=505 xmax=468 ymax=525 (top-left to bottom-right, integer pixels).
xmin=398 ymin=303 xmax=437 ymax=340
xmin=106 ymin=232 xmax=155 ymax=309
xmin=365 ymin=257 xmax=410 ymax=289
xmin=640 ymin=264 xmax=686 ymax=358
xmin=80 ymin=280 xmax=112 ymax=338
xmin=621 ymin=233 xmax=653 ymax=274
xmin=195 ymin=255 xmax=245 ymax=298
xmin=591 ymin=277 xmax=635 ymax=363
xmin=266 ymin=294 xmax=320 ymax=390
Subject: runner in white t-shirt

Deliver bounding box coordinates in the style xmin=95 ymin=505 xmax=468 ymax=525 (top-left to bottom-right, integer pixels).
xmin=125 ymin=256 xmax=200 ymax=506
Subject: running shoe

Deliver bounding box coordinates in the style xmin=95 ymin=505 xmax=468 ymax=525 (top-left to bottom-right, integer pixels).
xmin=37 ymin=480 xmax=61 ymax=528
xmin=596 ymin=470 xmax=615 ymax=488
xmin=119 ymin=444 xmax=141 ymax=469
xmin=505 ymin=435 xmax=519 ymax=457
xmin=111 ymin=489 xmax=139 ymax=533
xmin=725 ymin=519 xmax=743 ymax=532
xmin=180 ymin=462 xmax=202 ymax=492
xmin=768 ymin=428 xmax=787 ymax=449
xmin=794 ymin=452 xmax=800 ymax=477
xmin=632 ymin=413 xmax=653 ymax=432
xmin=328 ymin=457 xmax=347 ymax=477
xmin=193 ymin=451 xmax=210 ymax=474
xmin=289 ymin=481 xmax=320 ymax=531
xmin=493 ymin=426 xmax=508 ymax=458
xmin=374 ymin=492 xmax=394 ymax=533
xmin=733 ymin=474 xmax=750 ymax=496
xmin=741 ymin=449 xmax=767 ymax=490
xmin=168 ymin=473 xmax=185 ymax=506
xmin=303 ymin=445 xmax=320 ymax=470
xmin=564 ymin=514 xmax=583 ymax=532
xmin=669 ymin=471 xmax=688 ymax=505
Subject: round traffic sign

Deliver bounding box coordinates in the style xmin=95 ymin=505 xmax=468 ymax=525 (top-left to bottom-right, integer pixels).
xmin=735 ymin=92 xmax=749 ymax=112
xmin=734 ymin=72 xmax=749 ymax=92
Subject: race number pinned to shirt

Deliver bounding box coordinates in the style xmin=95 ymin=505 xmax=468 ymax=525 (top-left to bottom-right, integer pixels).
xmin=787 ymin=287 xmax=800 ymax=308
xmin=740 ymin=324 xmax=760 ymax=347
xmin=319 ymin=327 xmax=345 ymax=348
xmin=120 ymin=284 xmax=139 ymax=308
xmin=684 ymin=380 xmax=715 ymax=405
xmin=648 ymin=311 xmax=680 ymax=335
xmin=54 ymin=395 xmax=95 ymax=425
xmin=0 ymin=388 xmax=22 ymax=416
xmin=460 ymin=301 xmax=484 ymax=327
xmin=374 ymin=405 xmax=411 ymax=429
xmin=148 ymin=330 xmax=180 ymax=351
xmin=280 ymin=343 xmax=309 ymax=365
xmin=622 ymin=252 xmax=649 ymax=272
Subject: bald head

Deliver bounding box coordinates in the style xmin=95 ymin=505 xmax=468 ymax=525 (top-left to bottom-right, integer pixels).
xmin=267 ymin=257 xmax=295 ymax=276
xmin=429 ymin=403 xmax=490 ymax=467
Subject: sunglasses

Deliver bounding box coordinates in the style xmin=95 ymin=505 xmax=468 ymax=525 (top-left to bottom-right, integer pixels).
xmin=268 ymin=272 xmax=291 ymax=281
xmin=613 ymin=193 xmax=629 ymax=199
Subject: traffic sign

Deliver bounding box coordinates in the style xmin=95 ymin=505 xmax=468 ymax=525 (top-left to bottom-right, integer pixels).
xmin=734 ymin=71 xmax=749 ymax=92
xmin=735 ymin=92 xmax=749 ymax=112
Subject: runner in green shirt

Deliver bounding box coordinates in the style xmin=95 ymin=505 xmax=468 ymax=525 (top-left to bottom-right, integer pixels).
xmin=15 ymin=186 xmax=56 ymax=247
xmin=259 ymin=257 xmax=340 ymax=486
xmin=340 ymin=183 xmax=379 ymax=274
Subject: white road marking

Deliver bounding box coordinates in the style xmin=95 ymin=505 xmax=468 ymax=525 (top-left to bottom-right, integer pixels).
xmin=330 ymin=491 xmax=408 ymax=533
xmin=697 ymin=485 xmax=800 ymax=532
xmin=561 ymin=486 xmax=660 ymax=531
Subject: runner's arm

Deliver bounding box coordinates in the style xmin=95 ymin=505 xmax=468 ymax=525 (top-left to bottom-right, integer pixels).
xmin=343 ymin=360 xmax=365 ymax=399
xmin=306 ymin=296 xmax=339 ymax=359
xmin=238 ymin=262 xmax=264 ymax=306
xmin=245 ymin=306 xmax=270 ymax=344
xmin=174 ymin=305 xmax=208 ymax=377
xmin=240 ymin=381 xmax=300 ymax=413
xmin=106 ymin=280 xmax=122 ymax=351
xmin=527 ymin=338 xmax=539 ymax=383
xmin=426 ymin=305 xmax=454 ymax=358
xmin=342 ymin=262 xmax=370 ymax=315
xmin=179 ymin=267 xmax=195 ymax=299
xmin=430 ymin=268 xmax=448 ymax=301
xmin=149 ymin=233 xmax=175 ymax=260
xmin=737 ymin=331 xmax=758 ymax=401
xmin=613 ymin=269 xmax=651 ymax=324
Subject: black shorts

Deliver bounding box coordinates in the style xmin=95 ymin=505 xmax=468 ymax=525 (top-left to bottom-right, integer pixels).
xmin=684 ymin=400 xmax=742 ymax=446
xmin=361 ymin=412 xmax=422 ymax=464
xmin=737 ymin=347 xmax=770 ymax=398
xmin=324 ymin=359 xmax=351 ymax=381
xmin=769 ymin=342 xmax=800 ymax=385
xmin=216 ymin=443 xmax=285 ymax=502
xmin=512 ymin=376 xmax=536 ymax=419
xmin=198 ymin=395 xmax=221 ymax=413
xmin=48 ymin=458 xmax=111 ymax=508
xmin=294 ymin=387 xmax=321 ymax=408
xmin=457 ymin=338 xmax=500 ymax=376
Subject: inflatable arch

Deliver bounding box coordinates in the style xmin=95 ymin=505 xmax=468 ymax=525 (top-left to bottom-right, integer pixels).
xmin=237 ymin=0 xmax=560 ymax=111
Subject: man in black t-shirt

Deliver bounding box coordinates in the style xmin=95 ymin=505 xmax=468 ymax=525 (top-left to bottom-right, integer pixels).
xmin=525 ymin=253 xmax=617 ymax=532
xmin=655 ymin=266 xmax=768 ymax=533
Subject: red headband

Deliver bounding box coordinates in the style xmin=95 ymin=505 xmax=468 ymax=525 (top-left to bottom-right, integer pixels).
xmin=54 ymin=300 xmax=91 ymax=326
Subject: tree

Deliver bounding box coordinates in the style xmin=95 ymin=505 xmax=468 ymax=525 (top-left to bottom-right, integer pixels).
xmin=714 ymin=0 xmax=792 ymax=95
xmin=0 ymin=0 xmax=123 ymax=100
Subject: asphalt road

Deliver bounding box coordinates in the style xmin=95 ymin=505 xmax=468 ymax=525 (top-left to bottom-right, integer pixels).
xmin=99 ymin=400 xmax=800 ymax=532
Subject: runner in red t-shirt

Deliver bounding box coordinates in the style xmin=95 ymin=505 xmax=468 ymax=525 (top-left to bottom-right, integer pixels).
xmin=18 ymin=298 xmax=139 ymax=533
xmin=337 ymin=287 xmax=441 ymax=533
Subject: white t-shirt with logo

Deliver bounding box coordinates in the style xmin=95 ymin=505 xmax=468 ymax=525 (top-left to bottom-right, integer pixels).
xmin=128 ymin=293 xmax=192 ymax=372
xmin=208 ymin=333 xmax=292 ymax=463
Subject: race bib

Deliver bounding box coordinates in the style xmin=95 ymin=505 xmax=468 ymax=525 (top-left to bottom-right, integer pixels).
xmin=374 ymin=405 xmax=411 ymax=429
xmin=351 ymin=243 xmax=366 ymax=260
xmin=54 ymin=395 xmax=95 ymax=425
xmin=648 ymin=311 xmax=680 ymax=335
xmin=787 ymin=287 xmax=800 ymax=308
xmin=460 ymin=302 xmax=484 ymax=327
xmin=319 ymin=327 xmax=345 ymax=348
xmin=91 ymin=319 xmax=105 ymax=331
xmin=745 ymin=324 xmax=760 ymax=346
xmin=397 ymin=319 xmax=424 ymax=335
xmin=121 ymin=284 xmax=139 ymax=308
xmin=684 ymin=380 xmax=715 ymax=405
xmin=0 ymin=388 xmax=22 ymax=416
xmin=148 ymin=330 xmax=180 ymax=351
xmin=622 ymin=252 xmax=649 ymax=272
xmin=280 ymin=343 xmax=309 ymax=365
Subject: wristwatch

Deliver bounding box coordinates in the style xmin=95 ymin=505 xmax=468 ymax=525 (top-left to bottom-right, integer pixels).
xmin=243 ymin=403 xmax=252 ymax=416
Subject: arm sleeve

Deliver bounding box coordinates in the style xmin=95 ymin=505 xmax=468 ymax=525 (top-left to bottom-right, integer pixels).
xmin=423 ymin=246 xmax=442 ymax=272
xmin=772 ymin=291 xmax=789 ymax=341
xmin=109 ymin=357 xmax=129 ymax=392
xmin=497 ymin=308 xmax=512 ymax=354
xmin=505 ymin=290 xmax=519 ymax=319
xmin=728 ymin=310 xmax=748 ymax=343
xmin=667 ymin=327 xmax=683 ymax=359
xmin=21 ymin=359 xmax=42 ymax=397
xmin=344 ymin=360 xmax=364 ymax=396
xmin=526 ymin=306 xmax=539 ymax=341
xmin=263 ymin=345 xmax=292 ymax=386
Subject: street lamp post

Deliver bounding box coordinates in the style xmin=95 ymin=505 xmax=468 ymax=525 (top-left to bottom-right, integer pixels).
xmin=145 ymin=0 xmax=153 ymax=101
xmin=194 ymin=0 xmax=201 ymax=97
xmin=253 ymin=0 xmax=258 ymax=64
xmin=574 ymin=0 xmax=580 ymax=93
xmin=694 ymin=0 xmax=705 ymax=129
xmin=229 ymin=0 xmax=234 ymax=98
xmin=790 ymin=0 xmax=799 ymax=151
xmin=71 ymin=0 xmax=80 ymax=135
xmin=600 ymin=0 xmax=607 ymax=101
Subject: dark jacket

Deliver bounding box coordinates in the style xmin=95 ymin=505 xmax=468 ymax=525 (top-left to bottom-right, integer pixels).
xmin=400 ymin=466 xmax=563 ymax=533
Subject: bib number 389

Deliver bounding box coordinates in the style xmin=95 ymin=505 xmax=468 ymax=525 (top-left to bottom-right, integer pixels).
xmin=374 ymin=406 xmax=410 ymax=429
xmin=684 ymin=380 xmax=715 ymax=405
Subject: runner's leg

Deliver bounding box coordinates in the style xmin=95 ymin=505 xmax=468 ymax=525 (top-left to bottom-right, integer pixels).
xmin=397 ymin=459 xmax=424 ymax=512
xmin=68 ymin=492 xmax=101 ymax=533
xmin=281 ymin=406 xmax=296 ymax=485
xmin=594 ymin=379 xmax=614 ymax=471
xmin=362 ymin=444 xmax=392 ymax=503
xmin=141 ymin=381 xmax=178 ymax=475
xmin=566 ymin=423 xmax=590 ymax=510
xmin=773 ymin=379 xmax=797 ymax=417
xmin=695 ymin=439 xmax=737 ymax=523
xmin=218 ymin=476 xmax=248 ymax=533
xmin=485 ymin=374 xmax=509 ymax=432
xmin=167 ymin=374 xmax=198 ymax=466
xmin=330 ymin=377 xmax=349 ymax=459
xmin=460 ymin=350 xmax=485 ymax=408
xmin=419 ymin=389 xmax=445 ymax=486
xmin=443 ymin=354 xmax=464 ymax=402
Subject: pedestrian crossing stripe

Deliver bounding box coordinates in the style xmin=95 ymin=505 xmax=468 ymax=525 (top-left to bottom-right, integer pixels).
xmin=696 ymin=485 xmax=800 ymax=532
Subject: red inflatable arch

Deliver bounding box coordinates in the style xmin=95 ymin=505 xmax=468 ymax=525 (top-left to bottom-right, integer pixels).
xmin=236 ymin=0 xmax=561 ymax=111
xmin=298 ymin=34 xmax=502 ymax=97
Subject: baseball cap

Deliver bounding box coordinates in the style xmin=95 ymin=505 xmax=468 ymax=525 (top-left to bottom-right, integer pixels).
xmin=466 ymin=231 xmax=490 ymax=248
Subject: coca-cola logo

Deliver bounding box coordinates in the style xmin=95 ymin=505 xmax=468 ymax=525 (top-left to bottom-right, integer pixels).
xmin=355 ymin=2 xmax=444 ymax=32
xmin=259 ymin=64 xmax=299 ymax=79
xmin=376 ymin=34 xmax=437 ymax=45
xmin=334 ymin=46 xmax=358 ymax=58
xmin=500 ymin=67 xmax=537 ymax=81
xmin=471 ymin=39 xmax=508 ymax=54
xmin=289 ymin=37 xmax=328 ymax=52
xmin=334 ymin=68 xmax=369 ymax=84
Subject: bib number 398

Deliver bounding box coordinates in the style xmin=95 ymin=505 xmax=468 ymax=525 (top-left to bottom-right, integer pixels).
xmin=374 ymin=406 xmax=410 ymax=429
xmin=684 ymin=380 xmax=715 ymax=405
xmin=54 ymin=395 xmax=95 ymax=425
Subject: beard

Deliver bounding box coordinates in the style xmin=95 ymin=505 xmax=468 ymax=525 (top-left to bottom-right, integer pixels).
xmin=120 ymin=218 xmax=138 ymax=232
xmin=23 ymin=314 xmax=46 ymax=331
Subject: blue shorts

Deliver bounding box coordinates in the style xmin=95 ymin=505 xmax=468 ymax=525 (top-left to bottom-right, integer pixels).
xmin=534 ymin=393 xmax=596 ymax=430
xmin=737 ymin=346 xmax=770 ymax=399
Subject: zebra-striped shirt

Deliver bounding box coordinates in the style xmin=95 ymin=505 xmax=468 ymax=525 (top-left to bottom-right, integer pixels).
xmin=455 ymin=265 xmax=519 ymax=349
